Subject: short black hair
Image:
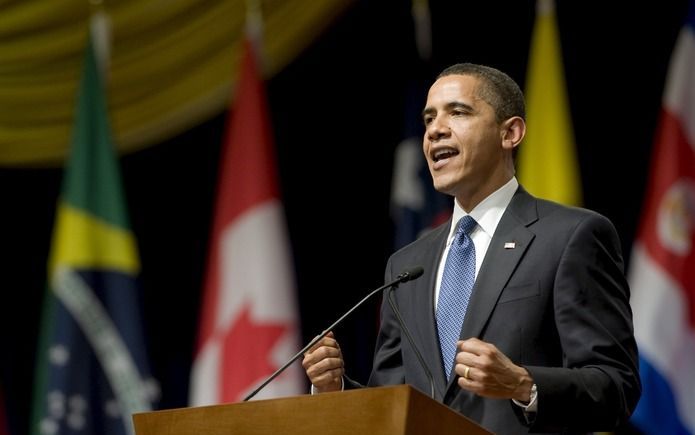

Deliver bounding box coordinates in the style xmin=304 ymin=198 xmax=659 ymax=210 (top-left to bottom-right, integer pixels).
xmin=437 ymin=63 xmax=525 ymax=123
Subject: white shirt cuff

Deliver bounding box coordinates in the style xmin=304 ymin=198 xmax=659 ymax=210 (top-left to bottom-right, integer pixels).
xmin=512 ymin=384 xmax=538 ymax=414
xmin=512 ymin=384 xmax=538 ymax=413
xmin=310 ymin=376 xmax=344 ymax=394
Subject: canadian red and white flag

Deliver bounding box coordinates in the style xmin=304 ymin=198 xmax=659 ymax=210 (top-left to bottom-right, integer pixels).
xmin=189 ymin=36 xmax=304 ymax=404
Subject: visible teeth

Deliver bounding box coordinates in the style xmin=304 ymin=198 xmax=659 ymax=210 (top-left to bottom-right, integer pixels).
xmin=433 ymin=149 xmax=458 ymax=162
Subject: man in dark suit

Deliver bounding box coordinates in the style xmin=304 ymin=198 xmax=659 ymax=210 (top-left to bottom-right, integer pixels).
xmin=302 ymin=63 xmax=640 ymax=434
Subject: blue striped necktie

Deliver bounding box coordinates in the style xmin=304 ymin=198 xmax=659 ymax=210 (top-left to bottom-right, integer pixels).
xmin=437 ymin=215 xmax=477 ymax=380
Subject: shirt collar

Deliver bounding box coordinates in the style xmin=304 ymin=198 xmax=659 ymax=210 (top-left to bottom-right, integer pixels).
xmin=447 ymin=177 xmax=519 ymax=243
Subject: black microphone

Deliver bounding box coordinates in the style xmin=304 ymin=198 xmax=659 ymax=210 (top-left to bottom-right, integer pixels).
xmin=396 ymin=266 xmax=424 ymax=283
xmin=242 ymin=266 xmax=425 ymax=402
xmin=386 ymin=277 xmax=436 ymax=399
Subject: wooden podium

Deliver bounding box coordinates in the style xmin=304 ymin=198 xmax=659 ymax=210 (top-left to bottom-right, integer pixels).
xmin=133 ymin=385 xmax=491 ymax=435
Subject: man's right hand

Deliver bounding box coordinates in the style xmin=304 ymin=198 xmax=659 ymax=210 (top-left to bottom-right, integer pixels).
xmin=302 ymin=331 xmax=344 ymax=393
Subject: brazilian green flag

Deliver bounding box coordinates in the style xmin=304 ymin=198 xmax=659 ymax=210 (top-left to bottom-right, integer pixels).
xmin=30 ymin=34 xmax=157 ymax=435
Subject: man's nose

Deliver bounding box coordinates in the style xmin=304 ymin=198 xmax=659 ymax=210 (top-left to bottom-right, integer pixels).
xmin=426 ymin=117 xmax=450 ymax=140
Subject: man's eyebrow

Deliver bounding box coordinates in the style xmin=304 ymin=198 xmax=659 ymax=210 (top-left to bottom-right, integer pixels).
xmin=446 ymin=101 xmax=474 ymax=112
xmin=422 ymin=101 xmax=474 ymax=118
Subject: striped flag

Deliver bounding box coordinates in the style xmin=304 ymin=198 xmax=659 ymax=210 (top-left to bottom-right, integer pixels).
xmin=518 ymin=0 xmax=582 ymax=206
xmin=30 ymin=33 xmax=157 ymax=435
xmin=188 ymin=35 xmax=304 ymax=404
xmin=628 ymin=2 xmax=695 ymax=434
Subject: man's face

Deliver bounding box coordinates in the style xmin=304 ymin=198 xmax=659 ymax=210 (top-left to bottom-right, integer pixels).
xmin=422 ymin=74 xmax=507 ymax=202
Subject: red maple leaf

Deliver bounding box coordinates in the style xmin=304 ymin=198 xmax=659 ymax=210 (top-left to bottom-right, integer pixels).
xmin=220 ymin=304 xmax=289 ymax=401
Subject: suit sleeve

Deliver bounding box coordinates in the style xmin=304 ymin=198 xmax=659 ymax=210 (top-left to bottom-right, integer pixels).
xmin=523 ymin=213 xmax=641 ymax=431
xmin=367 ymin=258 xmax=407 ymax=387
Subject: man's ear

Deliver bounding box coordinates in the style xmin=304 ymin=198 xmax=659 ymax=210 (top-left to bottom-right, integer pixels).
xmin=501 ymin=116 xmax=526 ymax=150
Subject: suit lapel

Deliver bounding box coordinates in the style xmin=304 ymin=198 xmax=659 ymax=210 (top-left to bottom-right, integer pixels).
xmin=444 ymin=188 xmax=539 ymax=392
xmin=409 ymin=222 xmax=450 ymax=398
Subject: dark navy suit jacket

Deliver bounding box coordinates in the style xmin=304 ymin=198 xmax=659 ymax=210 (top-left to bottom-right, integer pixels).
xmin=363 ymin=187 xmax=640 ymax=434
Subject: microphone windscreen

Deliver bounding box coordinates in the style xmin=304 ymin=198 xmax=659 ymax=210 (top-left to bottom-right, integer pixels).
xmin=399 ymin=266 xmax=424 ymax=282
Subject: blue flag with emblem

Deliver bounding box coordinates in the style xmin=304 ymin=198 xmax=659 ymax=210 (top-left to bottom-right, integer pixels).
xmin=30 ymin=32 xmax=157 ymax=435
xmin=391 ymin=80 xmax=451 ymax=249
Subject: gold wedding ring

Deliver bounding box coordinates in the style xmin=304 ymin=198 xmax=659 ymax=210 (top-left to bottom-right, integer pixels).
xmin=463 ymin=365 xmax=470 ymax=379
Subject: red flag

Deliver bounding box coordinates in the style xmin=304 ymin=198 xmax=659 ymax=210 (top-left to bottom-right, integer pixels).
xmin=628 ymin=3 xmax=695 ymax=432
xmin=189 ymin=37 xmax=304 ymax=404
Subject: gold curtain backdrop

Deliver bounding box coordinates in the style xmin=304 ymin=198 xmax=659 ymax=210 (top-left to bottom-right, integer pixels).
xmin=0 ymin=0 xmax=352 ymax=167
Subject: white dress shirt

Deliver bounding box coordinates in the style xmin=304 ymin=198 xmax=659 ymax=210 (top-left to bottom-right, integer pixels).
xmin=434 ymin=177 xmax=518 ymax=306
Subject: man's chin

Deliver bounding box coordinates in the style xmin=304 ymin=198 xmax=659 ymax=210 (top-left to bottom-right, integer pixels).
xmin=432 ymin=179 xmax=457 ymax=196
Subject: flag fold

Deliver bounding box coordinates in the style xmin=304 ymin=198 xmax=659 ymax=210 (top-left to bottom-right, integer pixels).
xmin=519 ymin=0 xmax=582 ymax=206
xmin=31 ymin=35 xmax=156 ymax=435
xmin=629 ymin=2 xmax=695 ymax=434
xmin=189 ymin=37 xmax=303 ymax=405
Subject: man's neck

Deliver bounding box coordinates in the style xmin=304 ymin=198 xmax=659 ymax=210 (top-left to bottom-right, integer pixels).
xmin=456 ymin=173 xmax=515 ymax=212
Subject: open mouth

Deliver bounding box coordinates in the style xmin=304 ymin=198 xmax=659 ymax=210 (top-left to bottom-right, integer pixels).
xmin=432 ymin=148 xmax=459 ymax=162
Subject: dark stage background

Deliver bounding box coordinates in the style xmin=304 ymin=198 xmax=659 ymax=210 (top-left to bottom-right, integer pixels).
xmin=0 ymin=1 xmax=689 ymax=434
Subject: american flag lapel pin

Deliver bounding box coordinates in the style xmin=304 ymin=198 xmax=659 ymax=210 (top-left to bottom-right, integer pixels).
xmin=504 ymin=242 xmax=516 ymax=249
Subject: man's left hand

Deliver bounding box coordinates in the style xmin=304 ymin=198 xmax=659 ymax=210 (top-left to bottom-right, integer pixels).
xmin=454 ymin=337 xmax=534 ymax=402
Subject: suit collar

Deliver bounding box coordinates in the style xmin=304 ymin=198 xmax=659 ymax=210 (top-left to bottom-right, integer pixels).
xmin=448 ymin=177 xmax=519 ymax=243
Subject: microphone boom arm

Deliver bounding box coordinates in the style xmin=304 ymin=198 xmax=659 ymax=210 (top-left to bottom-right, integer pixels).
xmin=386 ymin=285 xmax=436 ymax=398
xmin=242 ymin=267 xmax=422 ymax=402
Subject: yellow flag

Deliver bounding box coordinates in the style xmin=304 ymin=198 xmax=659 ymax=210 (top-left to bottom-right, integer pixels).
xmin=518 ymin=0 xmax=581 ymax=206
